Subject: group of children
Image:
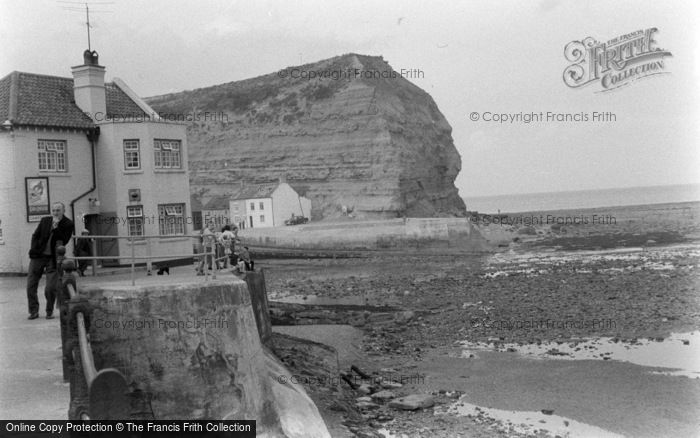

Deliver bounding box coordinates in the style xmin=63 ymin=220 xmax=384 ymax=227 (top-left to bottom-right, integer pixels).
xmin=196 ymin=221 xmax=253 ymax=275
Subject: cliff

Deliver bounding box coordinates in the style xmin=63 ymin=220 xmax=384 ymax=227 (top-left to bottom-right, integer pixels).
xmin=146 ymin=54 xmax=466 ymax=219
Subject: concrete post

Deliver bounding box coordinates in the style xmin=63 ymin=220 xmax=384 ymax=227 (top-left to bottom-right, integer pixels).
xmin=243 ymin=270 xmax=272 ymax=347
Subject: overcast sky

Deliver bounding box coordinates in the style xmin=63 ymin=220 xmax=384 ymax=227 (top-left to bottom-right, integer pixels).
xmin=1 ymin=0 xmax=698 ymax=197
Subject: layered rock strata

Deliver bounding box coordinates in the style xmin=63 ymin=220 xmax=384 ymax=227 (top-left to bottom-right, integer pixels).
xmin=147 ymin=54 xmax=466 ymax=219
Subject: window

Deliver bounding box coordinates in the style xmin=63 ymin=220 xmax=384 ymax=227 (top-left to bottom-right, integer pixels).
xmin=250 ymin=202 xmax=255 ymax=211
xmin=154 ymin=139 xmax=182 ymax=169
xmin=38 ymin=140 xmax=67 ymax=172
xmin=260 ymin=215 xmax=265 ymax=223
xmin=233 ymin=203 xmax=239 ymax=212
xmin=126 ymin=206 xmax=144 ymax=237
xmin=158 ymin=203 xmax=185 ymax=235
xmin=259 ymin=202 xmax=264 ymax=210
xmin=123 ymin=140 xmax=141 ymax=170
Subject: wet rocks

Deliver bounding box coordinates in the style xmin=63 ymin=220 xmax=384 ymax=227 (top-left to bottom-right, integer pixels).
xmin=388 ymin=394 xmax=435 ymax=410
xmin=370 ymin=390 xmax=397 ymax=402
xmin=356 ymin=401 xmax=380 ymax=410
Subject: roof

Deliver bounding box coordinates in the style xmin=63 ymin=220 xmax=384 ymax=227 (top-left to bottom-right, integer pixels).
xmin=105 ymin=82 xmax=148 ymax=119
xmin=190 ymin=195 xmax=203 ymax=212
xmin=0 ymin=71 xmax=147 ymax=130
xmin=230 ymin=183 xmax=279 ymax=201
xmin=202 ymin=195 xmax=231 ymax=210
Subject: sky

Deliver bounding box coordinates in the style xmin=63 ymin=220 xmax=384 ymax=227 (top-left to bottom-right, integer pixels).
xmin=1 ymin=0 xmax=699 ymax=198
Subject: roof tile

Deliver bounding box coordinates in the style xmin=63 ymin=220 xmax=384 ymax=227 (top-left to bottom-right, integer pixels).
xmin=230 ymin=184 xmax=279 ymax=200
xmin=0 ymin=71 xmax=147 ymax=129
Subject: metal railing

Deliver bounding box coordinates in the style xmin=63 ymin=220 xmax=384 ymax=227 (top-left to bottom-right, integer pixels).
xmin=57 ymin=247 xmax=130 ymax=420
xmin=71 ymin=234 xmax=224 ymax=285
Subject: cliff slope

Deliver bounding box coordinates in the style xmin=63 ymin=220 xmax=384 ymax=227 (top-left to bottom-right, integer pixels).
xmin=146 ymin=54 xmax=466 ymax=219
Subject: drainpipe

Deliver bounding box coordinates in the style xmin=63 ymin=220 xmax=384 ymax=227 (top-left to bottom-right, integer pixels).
xmin=70 ymin=127 xmax=99 ymax=233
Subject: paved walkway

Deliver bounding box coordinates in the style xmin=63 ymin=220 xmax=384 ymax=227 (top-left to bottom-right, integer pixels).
xmin=0 ymin=276 xmax=68 ymax=419
xmin=0 ymin=265 xmax=230 ymax=419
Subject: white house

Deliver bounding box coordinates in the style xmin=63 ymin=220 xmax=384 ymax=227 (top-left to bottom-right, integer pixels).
xmin=0 ymin=50 xmax=192 ymax=272
xmin=229 ymin=182 xmax=311 ymax=229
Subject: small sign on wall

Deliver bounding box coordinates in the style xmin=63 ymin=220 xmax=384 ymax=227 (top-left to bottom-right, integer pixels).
xmin=26 ymin=177 xmax=50 ymax=222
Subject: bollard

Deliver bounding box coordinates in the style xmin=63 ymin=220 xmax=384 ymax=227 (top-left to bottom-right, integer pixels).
xmin=243 ymin=269 xmax=272 ymax=347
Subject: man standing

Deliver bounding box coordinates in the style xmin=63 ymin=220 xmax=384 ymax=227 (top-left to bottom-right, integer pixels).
xmin=26 ymin=202 xmax=74 ymax=320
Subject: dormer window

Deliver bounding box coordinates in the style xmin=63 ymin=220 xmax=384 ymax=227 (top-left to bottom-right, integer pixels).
xmin=154 ymin=139 xmax=181 ymax=169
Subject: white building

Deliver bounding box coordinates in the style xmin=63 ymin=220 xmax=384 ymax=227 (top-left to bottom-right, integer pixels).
xmin=229 ymin=182 xmax=311 ymax=228
xmin=0 ymin=50 xmax=192 ymax=272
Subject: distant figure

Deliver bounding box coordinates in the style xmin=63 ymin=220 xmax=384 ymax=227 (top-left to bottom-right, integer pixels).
xmin=26 ymin=202 xmax=74 ymax=320
xmin=74 ymin=230 xmax=92 ymax=277
xmin=239 ymin=246 xmax=253 ymax=271
xmin=342 ymin=205 xmax=355 ymax=218
xmin=231 ymin=226 xmax=240 ymax=266
xmin=197 ymin=221 xmax=216 ymax=275
xmin=219 ymin=225 xmax=236 ymax=268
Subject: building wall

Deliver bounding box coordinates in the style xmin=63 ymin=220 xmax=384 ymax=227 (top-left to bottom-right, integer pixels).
xmin=0 ymin=127 xmax=94 ymax=273
xmin=271 ymin=183 xmax=312 ymax=227
xmin=229 ymin=200 xmax=248 ymax=229
xmin=242 ymin=198 xmax=273 ymax=228
xmin=95 ymin=120 xmax=192 ymax=264
xmin=202 ymin=209 xmax=230 ymax=229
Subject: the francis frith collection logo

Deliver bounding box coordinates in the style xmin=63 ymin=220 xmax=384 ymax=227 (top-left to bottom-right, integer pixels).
xmin=563 ymin=28 xmax=672 ymax=92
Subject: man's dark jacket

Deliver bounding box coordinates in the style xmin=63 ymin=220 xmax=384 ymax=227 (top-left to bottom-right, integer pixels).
xmin=29 ymin=216 xmax=74 ymax=259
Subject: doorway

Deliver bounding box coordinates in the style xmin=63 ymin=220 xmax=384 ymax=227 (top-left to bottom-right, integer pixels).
xmin=84 ymin=213 xmax=120 ymax=266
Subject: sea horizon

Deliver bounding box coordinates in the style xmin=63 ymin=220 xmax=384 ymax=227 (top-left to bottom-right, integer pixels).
xmin=463 ymin=183 xmax=700 ymax=214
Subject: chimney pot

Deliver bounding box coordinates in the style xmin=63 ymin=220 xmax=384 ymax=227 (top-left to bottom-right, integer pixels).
xmin=82 ymin=50 xmax=100 ymax=66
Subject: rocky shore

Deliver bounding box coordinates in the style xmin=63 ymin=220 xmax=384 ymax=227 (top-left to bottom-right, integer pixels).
xmin=258 ymin=202 xmax=700 ymax=437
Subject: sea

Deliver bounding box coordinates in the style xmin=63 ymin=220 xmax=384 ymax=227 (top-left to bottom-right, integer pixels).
xmin=463 ymin=183 xmax=700 ymax=214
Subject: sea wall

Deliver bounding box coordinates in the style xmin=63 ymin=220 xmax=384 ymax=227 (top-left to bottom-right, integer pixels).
xmin=238 ymin=218 xmax=488 ymax=251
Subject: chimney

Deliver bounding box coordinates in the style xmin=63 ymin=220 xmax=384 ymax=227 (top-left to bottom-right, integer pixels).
xmin=71 ymin=50 xmax=106 ymax=121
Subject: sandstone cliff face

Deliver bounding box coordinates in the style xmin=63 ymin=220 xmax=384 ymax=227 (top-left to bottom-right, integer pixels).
xmin=146 ymin=54 xmax=466 ymax=219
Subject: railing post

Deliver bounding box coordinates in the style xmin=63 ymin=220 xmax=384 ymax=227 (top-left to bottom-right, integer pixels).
xmin=146 ymin=238 xmax=152 ymax=276
xmin=91 ymin=238 xmax=97 ymax=276
xmin=56 ymin=246 xmax=70 ymax=381
xmin=204 ymin=247 xmax=209 ymax=281
xmin=130 ymin=234 xmax=135 ymax=286
xmin=212 ymin=247 xmax=218 ymax=280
